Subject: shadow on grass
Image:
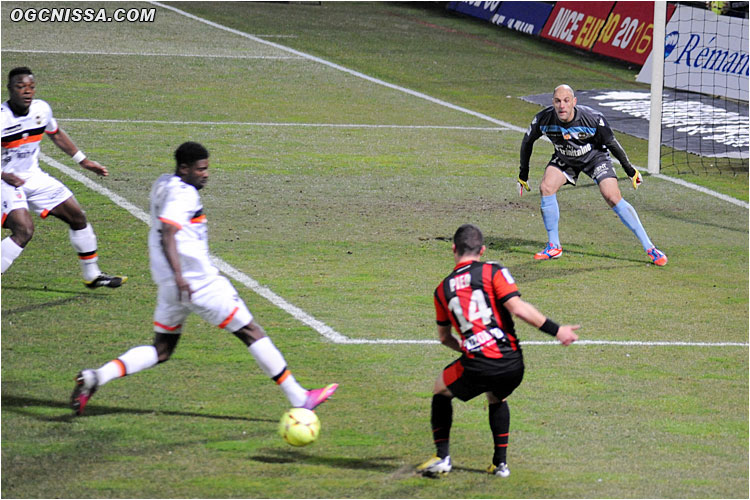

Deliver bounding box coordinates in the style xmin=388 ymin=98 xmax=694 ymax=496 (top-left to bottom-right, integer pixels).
xmin=436 ymin=235 xmax=647 ymax=263
xmin=1 ymin=394 xmax=275 ymax=424
xmin=2 ymin=285 xmax=103 ymax=315
xmin=415 ymin=465 xmax=489 ymax=479
xmin=452 ymin=465 xmax=491 ymax=474
xmin=250 ymin=449 xmax=398 ymax=472
xmin=484 ymin=236 xmax=646 ymax=264
xmin=431 ymin=235 xmax=647 ymax=285
xmin=252 ymin=451 xmax=491 ymax=475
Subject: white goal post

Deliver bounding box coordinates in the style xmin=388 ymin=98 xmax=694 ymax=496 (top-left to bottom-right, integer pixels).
xmin=647 ymin=1 xmax=667 ymax=175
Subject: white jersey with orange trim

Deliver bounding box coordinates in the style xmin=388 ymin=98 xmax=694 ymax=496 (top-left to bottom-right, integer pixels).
xmin=149 ymin=173 xmax=218 ymax=287
xmin=1 ymin=99 xmax=59 ymax=179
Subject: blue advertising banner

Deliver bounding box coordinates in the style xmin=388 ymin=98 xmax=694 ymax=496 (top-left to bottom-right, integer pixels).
xmin=446 ymin=1 xmax=501 ymax=22
xmin=490 ymin=1 xmax=555 ymax=35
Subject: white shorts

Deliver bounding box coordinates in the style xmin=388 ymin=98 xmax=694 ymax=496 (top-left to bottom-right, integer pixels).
xmin=153 ymin=275 xmax=253 ymax=334
xmin=1 ymin=171 xmax=73 ymax=222
xmin=1 ymin=180 xmax=28 ymax=225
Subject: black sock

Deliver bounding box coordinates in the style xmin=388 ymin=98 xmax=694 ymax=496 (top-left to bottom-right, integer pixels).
xmin=489 ymin=400 xmax=510 ymax=465
xmin=431 ymin=394 xmax=453 ymax=459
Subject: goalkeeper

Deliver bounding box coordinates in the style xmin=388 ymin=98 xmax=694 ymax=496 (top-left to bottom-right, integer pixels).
xmin=518 ymin=84 xmax=667 ymax=266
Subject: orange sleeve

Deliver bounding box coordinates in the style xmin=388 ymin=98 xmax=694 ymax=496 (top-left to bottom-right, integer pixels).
xmin=158 ymin=217 xmax=182 ymax=230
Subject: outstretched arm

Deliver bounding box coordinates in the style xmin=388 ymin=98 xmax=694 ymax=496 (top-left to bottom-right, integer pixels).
xmin=47 ymin=128 xmax=108 ymax=176
xmin=503 ymin=296 xmax=579 ymax=345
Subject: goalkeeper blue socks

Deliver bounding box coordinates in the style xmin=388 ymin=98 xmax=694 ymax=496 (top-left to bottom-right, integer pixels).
xmin=540 ymin=195 xmax=561 ymax=247
xmin=613 ymin=199 xmax=653 ymax=251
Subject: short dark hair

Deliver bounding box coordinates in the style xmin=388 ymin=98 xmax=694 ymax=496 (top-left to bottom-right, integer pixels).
xmin=8 ymin=67 xmax=33 ymax=85
xmin=174 ymin=141 xmax=209 ymax=171
xmin=453 ymin=224 xmax=484 ymax=256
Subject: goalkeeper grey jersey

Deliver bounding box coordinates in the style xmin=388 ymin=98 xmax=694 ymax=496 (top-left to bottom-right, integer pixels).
xmin=520 ymin=104 xmax=634 ymax=176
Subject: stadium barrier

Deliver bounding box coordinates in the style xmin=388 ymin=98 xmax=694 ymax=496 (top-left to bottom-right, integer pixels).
xmin=446 ymin=1 xmax=745 ymax=74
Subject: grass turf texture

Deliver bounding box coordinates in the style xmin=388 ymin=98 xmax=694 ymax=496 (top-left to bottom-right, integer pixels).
xmin=2 ymin=2 xmax=748 ymax=498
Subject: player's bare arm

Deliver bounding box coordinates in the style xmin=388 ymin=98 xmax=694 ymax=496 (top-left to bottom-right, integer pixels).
xmin=160 ymin=222 xmax=191 ymax=301
xmin=1 ymin=171 xmax=25 ymax=187
xmin=437 ymin=323 xmax=462 ymax=353
xmin=47 ymin=128 xmax=108 ymax=176
xmin=503 ymin=296 xmax=579 ymax=346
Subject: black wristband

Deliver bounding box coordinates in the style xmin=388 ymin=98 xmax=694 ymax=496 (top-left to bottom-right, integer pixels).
xmin=539 ymin=318 xmax=559 ymax=337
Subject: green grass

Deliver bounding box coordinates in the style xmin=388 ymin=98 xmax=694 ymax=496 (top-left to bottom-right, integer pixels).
xmin=2 ymin=2 xmax=748 ymax=498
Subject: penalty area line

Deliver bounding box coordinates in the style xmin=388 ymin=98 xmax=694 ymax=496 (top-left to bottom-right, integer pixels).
xmin=2 ymin=48 xmax=302 ymax=60
xmin=39 ymin=153 xmax=350 ymax=344
xmin=150 ymin=1 xmax=522 ymax=132
xmin=58 ymin=118 xmax=508 ymax=132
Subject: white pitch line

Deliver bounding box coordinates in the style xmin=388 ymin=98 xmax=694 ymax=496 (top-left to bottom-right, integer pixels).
xmin=338 ymin=339 xmax=749 ymax=347
xmin=58 ymin=117 xmax=508 ymax=132
xmin=40 ymin=154 xmax=150 ymax=223
xmin=41 ymin=153 xmax=747 ymax=349
xmin=653 ymin=173 xmax=749 ymax=209
xmin=149 ymin=1 xmax=522 ymax=132
xmin=570 ymin=340 xmax=749 ymax=347
xmin=39 ymin=153 xmax=349 ymax=344
xmin=2 ymin=48 xmax=302 ymax=60
xmin=33 ymin=4 xmax=747 ymax=347
xmin=150 ymin=1 xmax=748 ymax=210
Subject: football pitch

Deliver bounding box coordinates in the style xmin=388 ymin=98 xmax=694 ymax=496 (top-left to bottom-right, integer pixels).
xmin=1 ymin=2 xmax=747 ymax=498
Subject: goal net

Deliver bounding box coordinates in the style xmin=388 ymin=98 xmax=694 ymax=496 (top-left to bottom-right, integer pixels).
xmin=638 ymin=1 xmax=749 ymax=176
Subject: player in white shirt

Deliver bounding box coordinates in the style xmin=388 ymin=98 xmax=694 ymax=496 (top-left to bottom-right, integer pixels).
xmin=71 ymin=142 xmax=338 ymax=415
xmin=1 ymin=66 xmax=126 ymax=287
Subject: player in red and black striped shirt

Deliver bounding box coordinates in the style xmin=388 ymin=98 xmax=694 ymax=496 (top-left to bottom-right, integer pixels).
xmin=417 ymin=224 xmax=579 ymax=478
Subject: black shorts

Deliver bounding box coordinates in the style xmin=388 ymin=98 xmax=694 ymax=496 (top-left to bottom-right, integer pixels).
xmin=548 ymin=154 xmax=617 ymax=185
xmin=442 ymin=356 xmax=525 ymax=402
